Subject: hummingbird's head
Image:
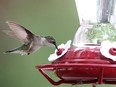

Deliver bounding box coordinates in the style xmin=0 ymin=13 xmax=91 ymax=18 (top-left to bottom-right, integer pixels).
xmin=44 ymin=36 xmax=58 ymax=50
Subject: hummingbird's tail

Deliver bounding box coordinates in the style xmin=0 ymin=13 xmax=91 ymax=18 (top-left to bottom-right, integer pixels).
xmin=4 ymin=48 xmax=17 ymax=54
xmin=4 ymin=50 xmax=15 ymax=53
xmin=4 ymin=44 xmax=29 ymax=55
xmin=4 ymin=49 xmax=27 ymax=55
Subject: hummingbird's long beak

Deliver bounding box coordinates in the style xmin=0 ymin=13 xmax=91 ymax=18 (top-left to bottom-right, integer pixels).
xmin=54 ymin=42 xmax=58 ymax=50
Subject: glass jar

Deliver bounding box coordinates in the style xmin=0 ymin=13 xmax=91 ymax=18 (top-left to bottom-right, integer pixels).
xmin=73 ymin=0 xmax=116 ymax=47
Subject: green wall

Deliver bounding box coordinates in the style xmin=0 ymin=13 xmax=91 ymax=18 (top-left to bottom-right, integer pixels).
xmin=0 ymin=0 xmax=115 ymax=87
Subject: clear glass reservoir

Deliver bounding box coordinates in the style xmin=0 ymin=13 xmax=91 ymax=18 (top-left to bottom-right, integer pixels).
xmin=73 ymin=0 xmax=116 ymax=47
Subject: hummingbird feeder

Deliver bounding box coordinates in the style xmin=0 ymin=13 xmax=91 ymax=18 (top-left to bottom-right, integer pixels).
xmin=36 ymin=0 xmax=116 ymax=87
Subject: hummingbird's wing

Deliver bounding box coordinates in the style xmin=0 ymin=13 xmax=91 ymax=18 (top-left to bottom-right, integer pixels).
xmin=2 ymin=30 xmax=16 ymax=38
xmin=6 ymin=21 xmax=34 ymax=44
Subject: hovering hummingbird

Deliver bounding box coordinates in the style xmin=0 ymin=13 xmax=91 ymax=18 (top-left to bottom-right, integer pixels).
xmin=3 ymin=21 xmax=58 ymax=55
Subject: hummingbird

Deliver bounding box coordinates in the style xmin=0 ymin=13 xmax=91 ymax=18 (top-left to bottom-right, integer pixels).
xmin=3 ymin=21 xmax=58 ymax=55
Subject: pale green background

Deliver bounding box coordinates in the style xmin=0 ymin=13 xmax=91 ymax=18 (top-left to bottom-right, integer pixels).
xmin=0 ymin=0 xmax=115 ymax=87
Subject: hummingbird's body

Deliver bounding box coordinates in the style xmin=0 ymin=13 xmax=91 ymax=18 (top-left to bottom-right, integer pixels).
xmin=3 ymin=21 xmax=58 ymax=55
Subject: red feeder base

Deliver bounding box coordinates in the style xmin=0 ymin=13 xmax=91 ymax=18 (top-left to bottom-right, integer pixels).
xmin=36 ymin=45 xmax=116 ymax=87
